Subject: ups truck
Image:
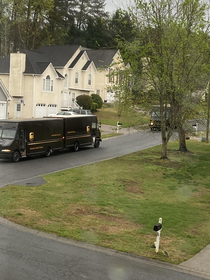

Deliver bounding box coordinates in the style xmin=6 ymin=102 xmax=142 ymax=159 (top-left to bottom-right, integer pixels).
xmin=0 ymin=115 xmax=101 ymax=162
xmin=149 ymin=105 xmax=172 ymax=131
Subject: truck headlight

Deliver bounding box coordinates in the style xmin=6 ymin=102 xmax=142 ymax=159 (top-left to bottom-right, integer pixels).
xmin=1 ymin=149 xmax=11 ymax=152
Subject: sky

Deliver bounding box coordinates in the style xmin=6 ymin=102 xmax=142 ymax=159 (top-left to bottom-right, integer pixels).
xmin=105 ymin=0 xmax=118 ymax=13
xmin=105 ymin=0 xmax=133 ymax=14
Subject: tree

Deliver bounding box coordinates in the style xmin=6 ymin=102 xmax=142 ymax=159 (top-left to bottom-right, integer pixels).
xmin=122 ymin=0 xmax=210 ymax=159
xmin=91 ymin=94 xmax=103 ymax=109
xmin=76 ymin=95 xmax=93 ymax=110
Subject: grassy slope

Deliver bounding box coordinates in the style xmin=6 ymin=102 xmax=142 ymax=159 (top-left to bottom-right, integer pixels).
xmin=0 ymin=141 xmax=209 ymax=264
xmin=94 ymin=105 xmax=150 ymax=127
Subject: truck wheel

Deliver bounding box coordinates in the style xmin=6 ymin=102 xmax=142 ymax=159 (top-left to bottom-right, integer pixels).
xmin=73 ymin=142 xmax=79 ymax=152
xmin=94 ymin=140 xmax=100 ymax=148
xmin=45 ymin=147 xmax=52 ymax=157
xmin=12 ymin=150 xmax=20 ymax=162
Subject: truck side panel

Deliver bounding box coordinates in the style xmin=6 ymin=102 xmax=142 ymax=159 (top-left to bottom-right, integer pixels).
xmin=25 ymin=119 xmax=64 ymax=155
xmin=64 ymin=116 xmax=93 ymax=148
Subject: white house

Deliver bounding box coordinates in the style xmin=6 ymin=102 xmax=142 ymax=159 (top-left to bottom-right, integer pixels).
xmin=0 ymin=45 xmax=126 ymax=119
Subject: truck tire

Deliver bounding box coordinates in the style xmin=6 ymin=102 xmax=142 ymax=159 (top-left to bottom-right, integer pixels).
xmin=12 ymin=150 xmax=20 ymax=162
xmin=73 ymin=142 xmax=79 ymax=152
xmin=94 ymin=140 xmax=100 ymax=148
xmin=45 ymin=147 xmax=52 ymax=157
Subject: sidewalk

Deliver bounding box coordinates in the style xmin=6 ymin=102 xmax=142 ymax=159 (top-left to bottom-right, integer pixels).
xmin=179 ymin=244 xmax=210 ymax=277
xmin=100 ymin=124 xmax=210 ymax=278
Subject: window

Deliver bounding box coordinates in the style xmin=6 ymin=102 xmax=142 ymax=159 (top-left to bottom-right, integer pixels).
xmin=46 ymin=75 xmax=50 ymax=91
xmin=109 ymin=68 xmax=114 ymax=83
xmin=88 ymin=74 xmax=91 ymax=85
xmin=116 ymin=74 xmax=119 ymax=84
xmin=16 ymin=103 xmax=21 ymax=112
xmin=96 ymin=89 xmax=100 ymax=95
xmin=43 ymin=75 xmax=53 ymax=92
xmin=75 ymin=72 xmax=78 ymax=84
xmin=43 ymin=79 xmax=45 ymax=90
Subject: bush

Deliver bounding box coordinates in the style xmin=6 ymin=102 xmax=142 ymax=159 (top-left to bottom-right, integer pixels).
xmin=91 ymin=94 xmax=103 ymax=109
xmin=92 ymin=102 xmax=98 ymax=112
xmin=76 ymin=95 xmax=93 ymax=109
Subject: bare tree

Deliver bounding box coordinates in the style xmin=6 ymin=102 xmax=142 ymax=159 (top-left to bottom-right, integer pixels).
xmin=124 ymin=0 xmax=210 ymax=158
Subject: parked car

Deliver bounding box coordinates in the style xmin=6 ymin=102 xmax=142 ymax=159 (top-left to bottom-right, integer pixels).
xmin=48 ymin=111 xmax=78 ymax=117
xmin=57 ymin=111 xmax=78 ymax=115
xmin=68 ymin=109 xmax=92 ymax=115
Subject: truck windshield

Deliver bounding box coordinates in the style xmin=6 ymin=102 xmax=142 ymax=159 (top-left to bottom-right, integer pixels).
xmin=151 ymin=111 xmax=160 ymax=117
xmin=0 ymin=128 xmax=16 ymax=139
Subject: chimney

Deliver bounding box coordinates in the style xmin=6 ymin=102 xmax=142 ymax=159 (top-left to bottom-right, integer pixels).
xmin=9 ymin=52 xmax=26 ymax=97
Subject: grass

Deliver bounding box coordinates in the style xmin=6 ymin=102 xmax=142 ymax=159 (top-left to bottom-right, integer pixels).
xmin=0 ymin=140 xmax=210 ymax=264
xmin=94 ymin=104 xmax=150 ymax=127
xmin=101 ymin=132 xmax=123 ymax=139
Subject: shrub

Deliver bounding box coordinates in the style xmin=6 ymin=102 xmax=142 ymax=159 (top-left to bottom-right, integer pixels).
xmin=91 ymin=94 xmax=103 ymax=109
xmin=76 ymin=95 xmax=93 ymax=109
xmin=92 ymin=102 xmax=98 ymax=112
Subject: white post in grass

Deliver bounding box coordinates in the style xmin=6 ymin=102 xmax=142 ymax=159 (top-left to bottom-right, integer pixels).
xmin=155 ymin=217 xmax=162 ymax=253
xmin=117 ymin=121 xmax=122 ymax=133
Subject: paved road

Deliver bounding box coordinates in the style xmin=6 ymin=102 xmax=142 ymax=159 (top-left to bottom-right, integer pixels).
xmin=0 ymin=131 xmax=209 ymax=280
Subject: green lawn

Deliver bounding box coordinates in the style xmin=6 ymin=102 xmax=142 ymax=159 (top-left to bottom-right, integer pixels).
xmin=0 ymin=140 xmax=209 ymax=264
xmin=94 ymin=104 xmax=150 ymax=127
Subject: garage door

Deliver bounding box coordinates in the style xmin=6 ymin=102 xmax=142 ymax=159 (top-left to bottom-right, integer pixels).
xmin=35 ymin=103 xmax=47 ymax=118
xmin=0 ymin=102 xmax=6 ymax=119
xmin=47 ymin=104 xmax=57 ymax=116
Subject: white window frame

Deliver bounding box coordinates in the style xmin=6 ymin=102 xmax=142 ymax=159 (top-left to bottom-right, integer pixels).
xmin=75 ymin=72 xmax=79 ymax=84
xmin=43 ymin=75 xmax=54 ymax=92
xmin=16 ymin=103 xmax=21 ymax=112
xmin=88 ymin=74 xmax=91 ymax=86
xmin=109 ymin=68 xmax=114 ymax=83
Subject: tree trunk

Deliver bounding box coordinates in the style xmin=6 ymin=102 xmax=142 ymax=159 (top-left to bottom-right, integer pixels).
xmin=160 ymin=129 xmax=168 ymax=159
xmin=178 ymin=126 xmax=188 ymax=152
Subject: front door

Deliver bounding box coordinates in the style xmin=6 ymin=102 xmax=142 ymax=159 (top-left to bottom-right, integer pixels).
xmin=15 ymin=103 xmax=22 ymax=119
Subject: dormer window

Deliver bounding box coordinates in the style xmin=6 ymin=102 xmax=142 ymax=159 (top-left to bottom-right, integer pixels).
xmin=88 ymin=74 xmax=91 ymax=85
xmin=75 ymin=72 xmax=79 ymax=84
xmin=109 ymin=68 xmax=114 ymax=83
xmin=43 ymin=75 xmax=53 ymax=92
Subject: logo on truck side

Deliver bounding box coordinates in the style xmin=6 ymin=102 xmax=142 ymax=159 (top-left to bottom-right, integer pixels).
xmin=29 ymin=132 xmax=34 ymax=141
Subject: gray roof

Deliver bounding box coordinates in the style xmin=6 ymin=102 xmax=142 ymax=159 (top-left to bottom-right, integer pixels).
xmin=0 ymin=50 xmax=51 ymax=75
xmin=35 ymin=45 xmax=81 ymax=67
xmin=85 ymin=49 xmax=118 ymax=69
xmin=82 ymin=60 xmax=92 ymax=71
xmin=0 ymin=46 xmax=118 ymax=76
xmin=69 ymin=51 xmax=85 ymax=69
xmin=22 ymin=49 xmax=50 ymax=74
